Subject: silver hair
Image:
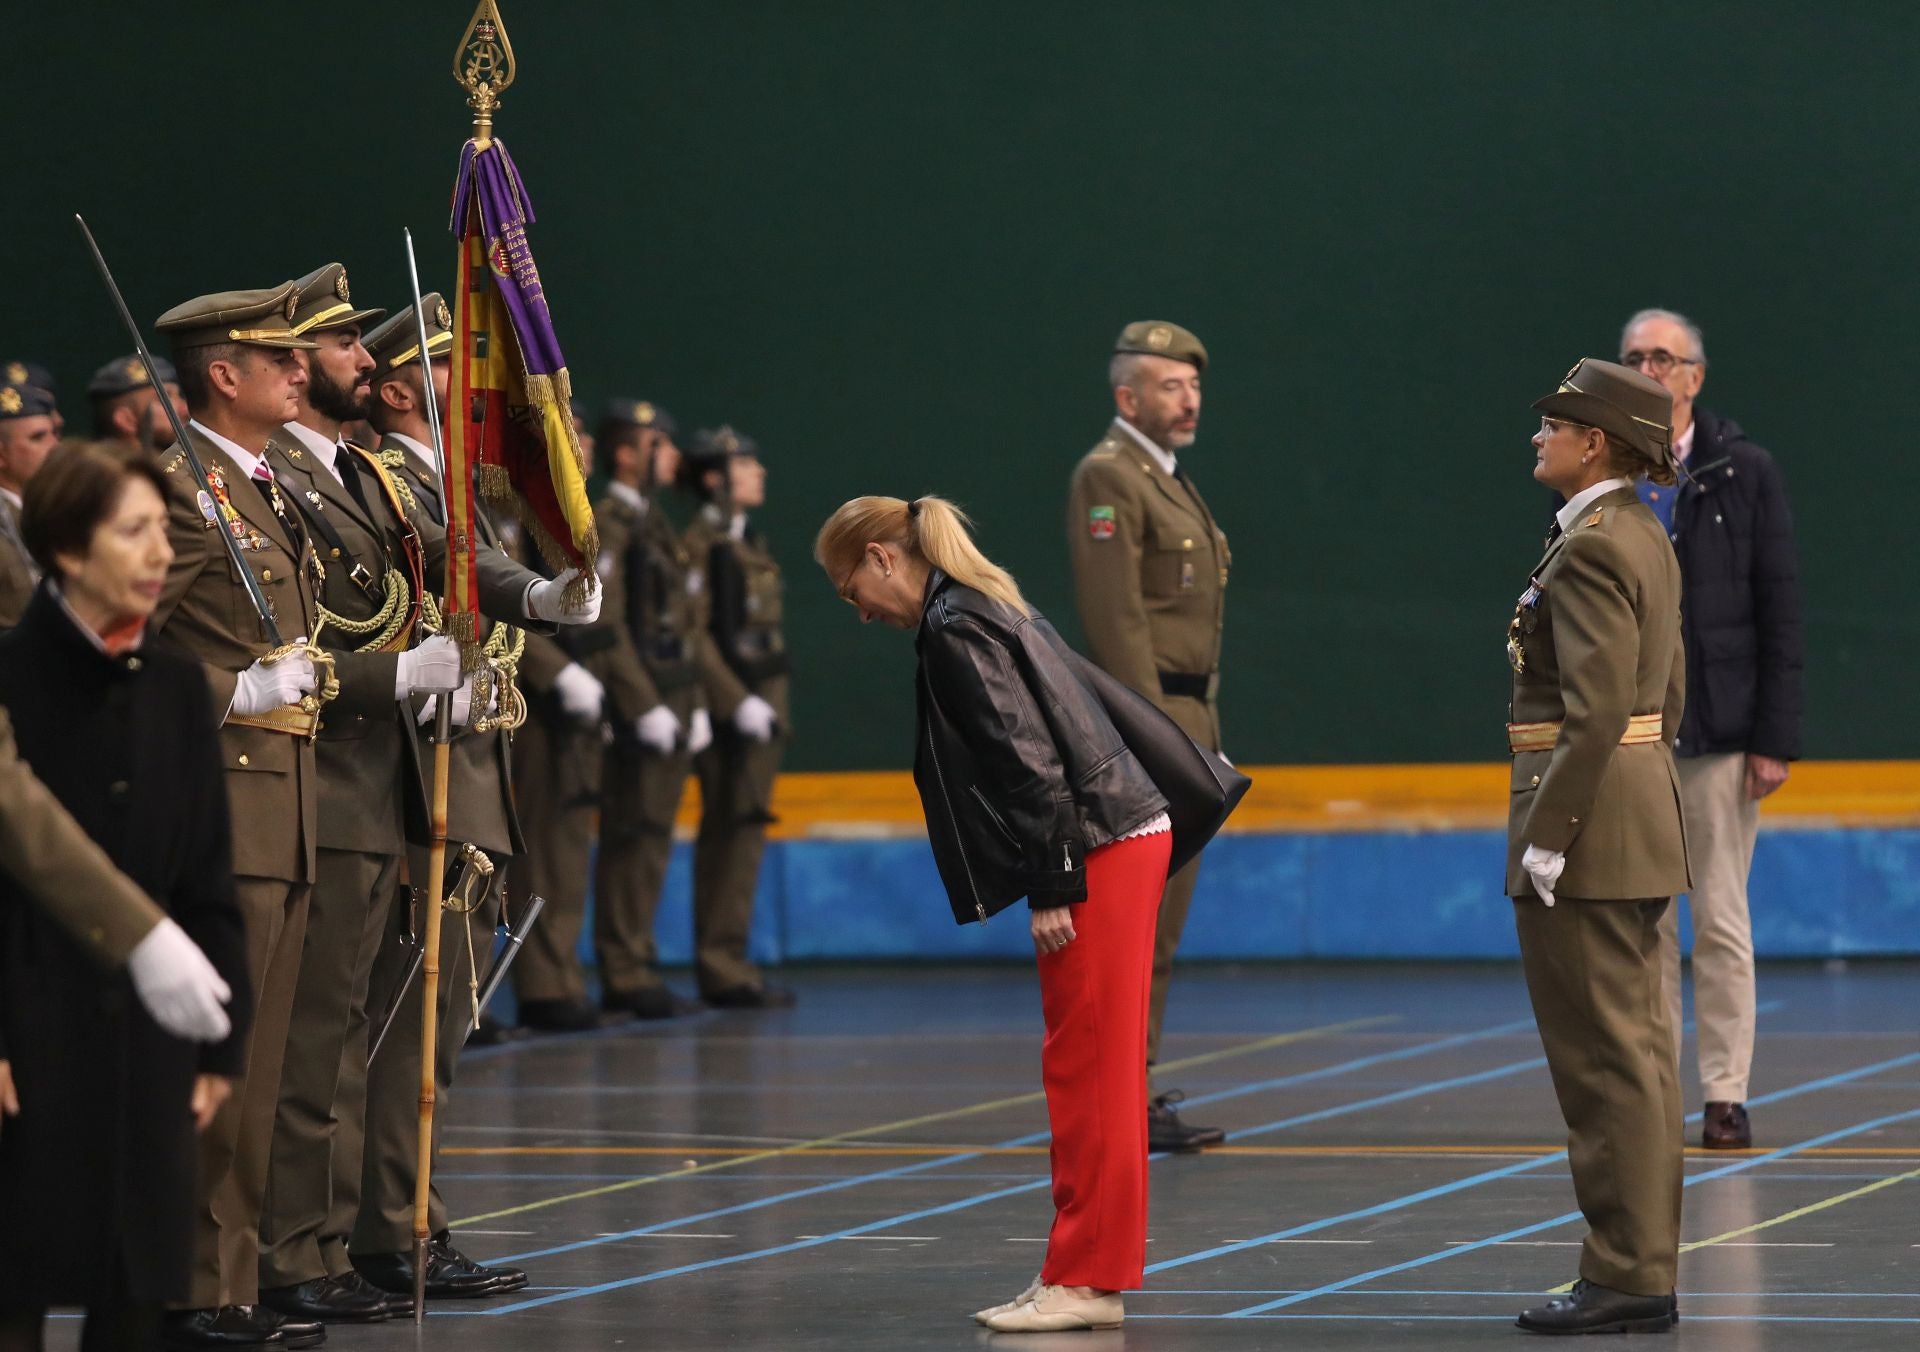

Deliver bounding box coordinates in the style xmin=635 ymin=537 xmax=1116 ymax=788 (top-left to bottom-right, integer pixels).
xmin=1621 ymin=307 xmax=1707 ymax=366
xmin=1108 ymin=351 xmax=1152 ymax=391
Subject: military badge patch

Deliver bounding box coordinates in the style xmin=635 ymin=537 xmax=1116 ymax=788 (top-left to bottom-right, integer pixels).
xmin=196 ymin=490 xmax=219 ymax=526
xmin=1087 ymin=505 xmax=1116 ymax=540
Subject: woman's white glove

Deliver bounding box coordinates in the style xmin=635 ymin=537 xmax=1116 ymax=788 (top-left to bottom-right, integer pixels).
xmin=733 ymin=694 xmax=778 ymax=742
xmin=528 ymin=568 xmax=603 ymax=625
xmin=229 ymin=644 xmax=315 ymax=717
xmin=395 ymin=635 xmax=463 ymax=698
xmin=553 ymin=662 xmax=605 ymax=722
xmin=687 ymin=708 xmax=714 ymax=756
xmin=634 ymin=704 xmax=680 ymax=754
xmin=1522 ymin=844 xmax=1566 ymax=907
xmin=128 ymin=917 xmax=233 ymax=1042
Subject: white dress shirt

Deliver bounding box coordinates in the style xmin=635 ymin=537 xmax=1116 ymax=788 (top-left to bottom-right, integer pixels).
xmin=282 ymin=420 xmax=346 ymax=484
xmin=1555 ymin=477 xmax=1632 ymax=535
xmin=189 ymin=419 xmax=271 ymax=482
xmin=1111 ymin=417 xmax=1179 ymax=478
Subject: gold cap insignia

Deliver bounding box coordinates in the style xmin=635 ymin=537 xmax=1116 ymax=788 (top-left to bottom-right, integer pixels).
xmin=123 ymin=357 xmax=145 ymax=382
xmin=0 ymin=388 xmax=19 ymax=415
xmin=715 ymin=425 xmax=739 ymax=454
xmin=285 ymin=290 xmax=300 ymax=322
xmin=1147 ymin=325 xmax=1172 ymax=350
xmin=4 ymin=362 xmax=24 ymax=384
xmin=635 ymin=401 xmax=656 ymax=425
xmin=334 ymin=270 xmax=351 ymax=302
xmin=435 ymin=298 xmax=452 ymax=330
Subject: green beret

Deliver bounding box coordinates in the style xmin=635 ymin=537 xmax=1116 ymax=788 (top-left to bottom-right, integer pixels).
xmin=286 ymin=263 xmax=387 ymax=336
xmin=88 ymin=353 xmax=178 ymax=398
xmin=1113 ymin=320 xmax=1206 ymax=371
xmin=155 ymin=282 xmax=319 ymax=352
xmin=362 ymin=294 xmax=453 ymax=380
xmin=0 ymin=383 xmax=57 ymax=421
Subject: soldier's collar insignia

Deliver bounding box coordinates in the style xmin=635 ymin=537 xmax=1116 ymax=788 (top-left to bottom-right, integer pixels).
xmin=0 ymin=388 xmax=19 ymax=415
xmin=334 ymin=270 xmax=352 ymax=302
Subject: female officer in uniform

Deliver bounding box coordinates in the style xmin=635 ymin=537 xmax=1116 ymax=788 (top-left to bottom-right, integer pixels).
xmin=679 ymin=428 xmax=791 ymax=1006
xmin=1506 ymin=359 xmax=1689 ymax=1336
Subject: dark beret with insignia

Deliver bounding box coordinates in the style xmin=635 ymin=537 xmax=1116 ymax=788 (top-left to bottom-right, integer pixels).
xmin=362 ymin=293 xmax=454 ymax=380
xmin=602 ymin=398 xmax=677 ymax=439
xmin=155 ymin=282 xmax=320 ymax=352
xmin=2 ymin=360 xmax=54 ymax=394
xmin=1113 ymin=320 xmax=1207 ymax=372
xmin=678 ymin=424 xmax=760 ymax=497
xmin=285 ymin=262 xmax=388 ymax=337
xmin=87 ymin=353 xmax=179 ymax=397
xmin=0 ymin=382 xmax=58 ymax=421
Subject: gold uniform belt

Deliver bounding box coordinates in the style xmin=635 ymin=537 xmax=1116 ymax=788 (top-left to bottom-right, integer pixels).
xmin=226 ymin=703 xmax=320 ymax=739
xmin=1507 ymin=713 xmax=1664 ymax=755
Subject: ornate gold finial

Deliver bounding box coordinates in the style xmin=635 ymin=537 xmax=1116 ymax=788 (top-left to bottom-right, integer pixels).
xmin=454 ymin=0 xmax=517 ymax=149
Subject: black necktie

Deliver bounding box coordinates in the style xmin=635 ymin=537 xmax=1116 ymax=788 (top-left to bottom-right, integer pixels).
xmin=337 ymin=448 xmax=373 ymax=518
xmin=1543 ymin=520 xmax=1563 ymax=551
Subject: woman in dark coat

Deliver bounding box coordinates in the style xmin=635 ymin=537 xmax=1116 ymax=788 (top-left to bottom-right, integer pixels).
xmin=0 ymin=445 xmax=250 ymax=1351
xmin=814 ymin=494 xmax=1243 ymax=1334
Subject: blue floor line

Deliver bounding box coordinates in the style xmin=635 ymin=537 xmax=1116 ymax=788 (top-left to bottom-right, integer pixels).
xmin=1133 ymin=1313 xmax=1920 ymax=1324
xmin=1137 ymin=1289 xmax=1920 ymax=1298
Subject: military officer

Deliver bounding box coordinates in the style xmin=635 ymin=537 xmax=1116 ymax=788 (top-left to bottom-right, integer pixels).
xmin=679 ymin=427 xmax=792 ymax=1006
xmin=1507 ymin=359 xmax=1688 ymax=1336
xmin=88 ymin=353 xmax=190 ymax=453
xmin=0 ymin=361 xmax=60 ymax=435
xmin=146 ymin=283 xmax=332 ymax=1350
xmin=0 ymin=382 xmax=57 ymax=626
xmin=348 ymin=294 xmax=592 ymax=1297
xmin=566 ymin=399 xmax=712 ymax=1019
xmin=1066 ymin=320 xmax=1229 ymax=1155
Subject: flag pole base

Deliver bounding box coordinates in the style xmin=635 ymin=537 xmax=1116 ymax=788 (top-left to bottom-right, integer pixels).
xmin=412 ymin=1234 xmax=429 ymax=1327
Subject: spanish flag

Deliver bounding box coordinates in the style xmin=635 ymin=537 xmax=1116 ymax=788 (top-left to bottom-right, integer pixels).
xmin=444 ymin=137 xmax=597 ymax=640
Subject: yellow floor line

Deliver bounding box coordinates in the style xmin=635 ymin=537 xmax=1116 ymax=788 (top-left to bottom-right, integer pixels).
xmin=450 ymin=1015 xmax=1393 ymax=1225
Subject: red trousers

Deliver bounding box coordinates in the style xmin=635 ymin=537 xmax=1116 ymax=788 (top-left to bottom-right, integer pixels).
xmin=1037 ymin=829 xmax=1171 ymax=1292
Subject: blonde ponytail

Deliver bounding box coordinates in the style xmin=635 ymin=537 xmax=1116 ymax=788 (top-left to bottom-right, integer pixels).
xmin=814 ymin=494 xmax=1030 ymax=615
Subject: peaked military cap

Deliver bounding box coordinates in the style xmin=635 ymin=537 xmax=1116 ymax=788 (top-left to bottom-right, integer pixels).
xmin=87 ymin=353 xmax=179 ymax=398
xmin=155 ymin=282 xmax=320 ymax=351
xmin=1533 ymin=358 xmax=1673 ymax=464
xmin=287 ymin=263 xmax=387 ymax=336
xmin=362 ymin=293 xmax=453 ymax=380
xmin=603 ymin=398 xmax=677 ymax=439
xmin=0 ymin=383 xmax=57 ymax=421
xmin=2 ymin=360 xmax=53 ymax=394
xmin=1113 ymin=320 xmax=1207 ymax=371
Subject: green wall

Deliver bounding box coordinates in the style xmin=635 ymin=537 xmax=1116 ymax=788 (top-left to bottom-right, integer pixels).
xmin=11 ymin=2 xmax=1914 ymax=769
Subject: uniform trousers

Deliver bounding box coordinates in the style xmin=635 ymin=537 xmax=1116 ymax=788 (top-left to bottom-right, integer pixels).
xmin=690 ymin=725 xmax=783 ymax=996
xmin=509 ymin=710 xmax=601 ymax=1006
xmin=1145 ymin=692 xmax=1218 ymax=1065
xmin=1660 ymin=752 xmax=1759 ymax=1102
xmin=595 ymin=724 xmax=694 ymax=996
xmin=1037 ymin=829 xmax=1170 ymax=1293
xmin=352 ymin=853 xmax=500 ymax=1254
xmin=1514 ymin=895 xmax=1683 ymax=1296
xmin=260 ymin=848 xmax=401 ymax=1286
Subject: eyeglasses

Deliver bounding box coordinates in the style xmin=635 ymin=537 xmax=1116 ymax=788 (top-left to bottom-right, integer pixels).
xmin=1538 ymin=417 xmax=1592 ymax=437
xmin=1620 ymin=349 xmax=1700 ymax=376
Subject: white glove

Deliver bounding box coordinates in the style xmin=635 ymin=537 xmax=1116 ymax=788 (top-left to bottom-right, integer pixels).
xmin=733 ymin=694 xmax=777 ymax=742
xmin=687 ymin=707 xmax=714 ymax=755
xmin=635 ymin=704 xmax=681 ymax=754
xmin=417 ymin=675 xmax=483 ymax=728
xmin=1522 ymin=844 xmax=1566 ymax=908
xmin=553 ymin=662 xmax=605 ymax=722
xmin=127 ymin=917 xmax=232 ymax=1042
xmin=395 ymin=635 xmax=462 ymax=697
xmin=230 ymin=643 xmax=316 ymax=717
xmin=528 ymin=568 xmax=603 ymax=625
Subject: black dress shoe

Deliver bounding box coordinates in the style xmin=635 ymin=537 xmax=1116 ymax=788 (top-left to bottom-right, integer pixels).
xmin=333 ymin=1269 xmax=410 ymax=1319
xmin=262 ymin=1275 xmax=390 ymax=1323
xmin=251 ymin=1307 xmax=325 ymax=1349
xmin=703 ymin=983 xmax=797 ymax=1009
xmin=162 ymin=1307 xmax=286 ymax=1349
xmin=602 ymin=984 xmax=698 ymax=1020
xmin=1517 ymin=1279 xmax=1675 ymax=1334
xmin=353 ymin=1236 xmax=526 ymax=1298
xmin=466 ymin=1014 xmax=524 ymax=1046
xmin=431 ymin=1233 xmax=528 ymax=1293
xmin=1703 ymin=1100 xmax=1752 ymax=1149
xmin=1148 ymin=1091 xmax=1226 ymax=1154
xmin=520 ymin=997 xmax=614 ymax=1031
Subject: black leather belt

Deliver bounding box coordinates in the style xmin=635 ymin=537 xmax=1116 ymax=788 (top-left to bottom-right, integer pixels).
xmin=1158 ymin=669 xmax=1216 ymax=700
xmin=287 ymin=486 xmax=379 ymax=597
xmin=645 ymin=635 xmax=690 ymax=663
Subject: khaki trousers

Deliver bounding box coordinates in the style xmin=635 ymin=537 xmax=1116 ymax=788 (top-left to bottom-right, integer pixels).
xmin=182 ymin=876 xmax=311 ymax=1309
xmin=260 ymin=849 xmax=400 ymax=1287
xmin=1661 ymin=752 xmax=1759 ymax=1102
xmin=1147 ymin=693 xmax=1219 ymax=1066
xmin=508 ymin=711 xmax=601 ymax=1005
xmin=352 ymin=852 xmax=501 ymax=1255
xmin=595 ymin=734 xmax=693 ymax=995
xmin=1515 ymin=896 xmax=1683 ymax=1296
xmin=690 ymin=727 xmax=783 ymax=996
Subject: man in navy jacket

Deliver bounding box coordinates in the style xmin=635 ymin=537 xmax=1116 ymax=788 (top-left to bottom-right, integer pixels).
xmin=1620 ymin=308 xmax=1805 ymax=1150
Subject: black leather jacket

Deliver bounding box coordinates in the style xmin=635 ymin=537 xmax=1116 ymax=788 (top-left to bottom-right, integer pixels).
xmin=914 ymin=571 xmax=1168 ymax=923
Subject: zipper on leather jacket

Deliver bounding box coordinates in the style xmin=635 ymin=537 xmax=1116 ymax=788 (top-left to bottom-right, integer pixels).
xmin=925 ymin=720 xmax=988 ymax=922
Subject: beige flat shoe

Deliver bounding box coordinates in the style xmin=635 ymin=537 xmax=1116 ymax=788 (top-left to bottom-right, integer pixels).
xmin=983 ymin=1285 xmax=1124 ymax=1332
xmin=973 ymin=1274 xmax=1043 ymax=1326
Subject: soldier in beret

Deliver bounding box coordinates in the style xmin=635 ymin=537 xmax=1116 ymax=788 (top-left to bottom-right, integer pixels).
xmin=87 ymin=353 xmax=189 ymax=454
xmin=0 ymin=383 xmax=59 ymax=627
xmin=0 ymin=361 xmax=60 ymax=435
xmin=678 ymin=427 xmax=792 ymax=1006
xmin=1507 ymin=359 xmax=1688 ymax=1335
xmin=1066 ymin=321 xmax=1230 ymax=1155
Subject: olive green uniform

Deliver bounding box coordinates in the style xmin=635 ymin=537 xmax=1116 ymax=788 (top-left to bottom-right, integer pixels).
xmin=0 ymin=493 xmax=35 ymax=628
xmin=684 ymin=508 xmax=789 ymax=996
xmin=1067 ymin=421 xmax=1229 ymax=1062
xmin=1506 ymin=486 xmax=1690 ymax=1296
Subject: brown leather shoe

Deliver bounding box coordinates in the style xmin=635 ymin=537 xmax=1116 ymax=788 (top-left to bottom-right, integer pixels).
xmin=1702 ymin=1101 xmax=1752 ymax=1149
